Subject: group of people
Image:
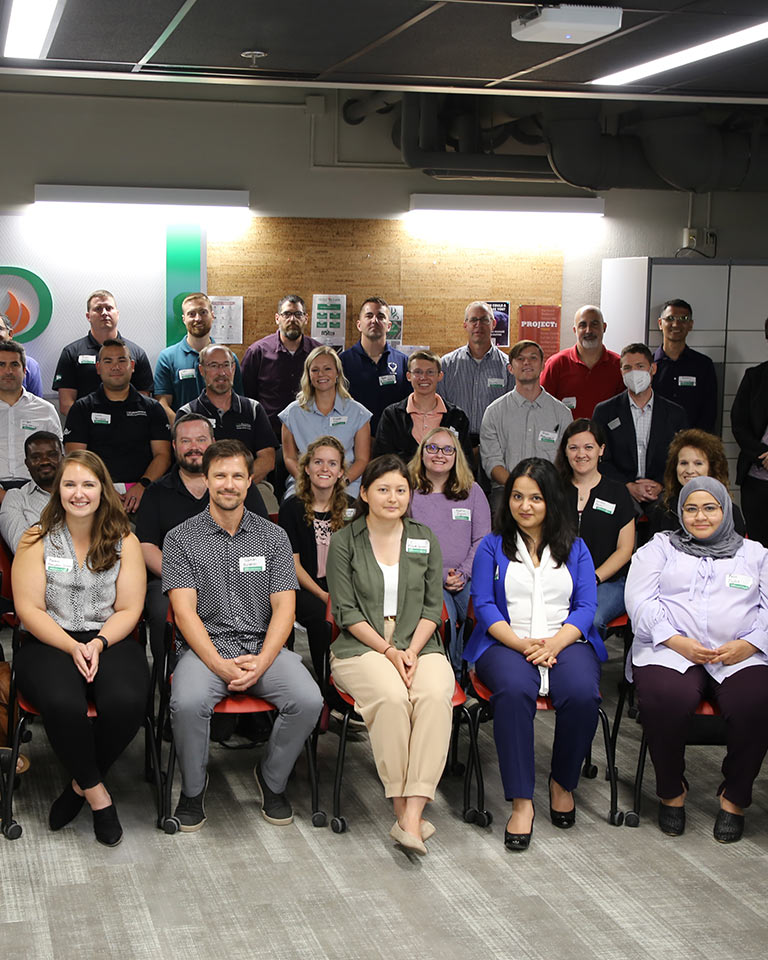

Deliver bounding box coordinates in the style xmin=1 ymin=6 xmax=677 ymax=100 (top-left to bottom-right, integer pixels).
xmin=2 ymin=288 xmax=768 ymax=857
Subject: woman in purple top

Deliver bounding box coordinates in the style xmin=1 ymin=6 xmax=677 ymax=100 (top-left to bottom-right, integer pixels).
xmin=409 ymin=427 xmax=491 ymax=676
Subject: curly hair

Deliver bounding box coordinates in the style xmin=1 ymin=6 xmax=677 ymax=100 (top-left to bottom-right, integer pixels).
xmin=34 ymin=450 xmax=130 ymax=573
xmin=663 ymin=429 xmax=732 ymax=509
xmin=496 ymin=458 xmax=576 ymax=566
xmin=408 ymin=426 xmax=474 ymax=500
xmin=295 ymin=436 xmax=350 ymax=531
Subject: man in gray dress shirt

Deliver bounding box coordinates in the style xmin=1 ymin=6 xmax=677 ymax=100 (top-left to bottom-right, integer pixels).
xmin=0 ymin=431 xmax=62 ymax=551
xmin=480 ymin=340 xmax=572 ymax=511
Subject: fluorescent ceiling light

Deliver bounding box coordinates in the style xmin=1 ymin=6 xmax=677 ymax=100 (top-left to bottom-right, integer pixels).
xmin=34 ymin=185 xmax=250 ymax=208
xmin=409 ymin=194 xmax=604 ymax=215
xmin=592 ymin=19 xmax=768 ymax=85
xmin=4 ymin=0 xmax=62 ymax=59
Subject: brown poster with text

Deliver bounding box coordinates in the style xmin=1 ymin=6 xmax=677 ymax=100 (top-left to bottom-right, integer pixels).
xmin=517 ymin=305 xmax=561 ymax=359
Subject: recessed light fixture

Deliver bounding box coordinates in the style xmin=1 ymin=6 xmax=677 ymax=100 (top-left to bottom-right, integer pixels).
xmin=592 ymin=19 xmax=768 ymax=85
xmin=241 ymin=49 xmax=269 ymax=66
xmin=3 ymin=0 xmax=62 ymax=59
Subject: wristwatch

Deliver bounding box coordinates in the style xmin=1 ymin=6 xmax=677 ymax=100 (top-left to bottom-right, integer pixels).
xmin=138 ymin=477 xmax=151 ymax=488
xmin=95 ymin=634 xmax=109 ymax=651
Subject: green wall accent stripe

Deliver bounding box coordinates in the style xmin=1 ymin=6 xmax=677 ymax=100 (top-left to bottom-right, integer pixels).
xmin=166 ymin=224 xmax=203 ymax=346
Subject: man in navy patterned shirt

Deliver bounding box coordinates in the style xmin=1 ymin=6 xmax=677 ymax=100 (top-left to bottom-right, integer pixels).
xmin=162 ymin=439 xmax=322 ymax=831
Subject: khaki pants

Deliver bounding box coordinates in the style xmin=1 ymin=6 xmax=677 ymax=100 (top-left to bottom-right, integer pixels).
xmin=331 ymin=634 xmax=454 ymax=799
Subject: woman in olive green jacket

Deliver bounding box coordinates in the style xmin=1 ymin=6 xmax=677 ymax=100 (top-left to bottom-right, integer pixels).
xmin=327 ymin=455 xmax=455 ymax=856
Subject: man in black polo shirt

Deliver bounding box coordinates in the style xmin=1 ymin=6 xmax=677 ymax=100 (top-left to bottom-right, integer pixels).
xmin=63 ymin=338 xmax=171 ymax=513
xmin=53 ymin=289 xmax=154 ymax=417
xmin=136 ymin=413 xmax=267 ymax=661
xmin=177 ymin=344 xmax=277 ymax=485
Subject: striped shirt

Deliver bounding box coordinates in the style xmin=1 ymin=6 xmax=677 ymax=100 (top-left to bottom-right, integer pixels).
xmin=628 ymin=393 xmax=654 ymax=478
xmin=437 ymin=344 xmax=515 ymax=436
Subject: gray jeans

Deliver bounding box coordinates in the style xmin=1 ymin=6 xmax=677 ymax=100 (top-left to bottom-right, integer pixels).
xmin=170 ymin=646 xmax=323 ymax=797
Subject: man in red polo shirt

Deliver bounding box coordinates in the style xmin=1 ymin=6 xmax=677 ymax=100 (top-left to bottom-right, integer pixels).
xmin=541 ymin=305 xmax=624 ymax=419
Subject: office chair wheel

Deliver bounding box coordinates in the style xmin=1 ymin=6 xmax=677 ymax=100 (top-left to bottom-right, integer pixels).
xmin=609 ymin=810 xmax=624 ymax=827
xmin=583 ymin=762 xmax=598 ymax=779
xmin=474 ymin=810 xmax=493 ymax=828
xmin=624 ymin=811 xmax=640 ymax=828
xmin=463 ymin=808 xmax=478 ymax=824
xmin=330 ymin=816 xmax=347 ymax=834
xmin=162 ymin=816 xmax=180 ymax=835
xmin=2 ymin=820 xmax=22 ymax=840
xmin=449 ymin=760 xmax=465 ymax=777
xmin=311 ymin=810 xmax=327 ymax=828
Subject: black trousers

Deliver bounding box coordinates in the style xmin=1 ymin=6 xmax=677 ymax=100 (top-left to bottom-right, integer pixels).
xmin=739 ymin=475 xmax=768 ymax=548
xmin=295 ymin=587 xmax=331 ymax=684
xmin=14 ymin=631 xmax=150 ymax=790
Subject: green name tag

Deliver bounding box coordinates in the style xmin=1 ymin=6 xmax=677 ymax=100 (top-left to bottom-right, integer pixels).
xmin=239 ymin=556 xmax=266 ymax=573
xmin=406 ymin=538 xmax=430 ymax=555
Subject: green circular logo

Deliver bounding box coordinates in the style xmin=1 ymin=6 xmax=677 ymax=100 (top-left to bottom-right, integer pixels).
xmin=0 ymin=267 xmax=54 ymax=343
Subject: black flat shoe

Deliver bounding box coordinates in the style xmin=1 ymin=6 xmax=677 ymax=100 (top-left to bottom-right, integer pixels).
xmin=49 ymin=785 xmax=85 ymax=831
xmin=549 ymin=774 xmax=576 ymax=829
xmin=713 ymin=809 xmax=744 ymax=844
xmin=657 ymin=801 xmax=685 ymax=836
xmin=92 ymin=803 xmax=123 ymax=847
xmin=504 ymin=805 xmax=535 ymax=852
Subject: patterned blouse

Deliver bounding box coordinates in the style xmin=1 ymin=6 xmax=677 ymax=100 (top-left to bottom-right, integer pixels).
xmin=43 ymin=525 xmax=120 ymax=631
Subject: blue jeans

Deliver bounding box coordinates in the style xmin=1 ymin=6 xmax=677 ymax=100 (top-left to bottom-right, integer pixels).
xmin=443 ymin=580 xmax=471 ymax=677
xmin=595 ymin=577 xmax=626 ymax=633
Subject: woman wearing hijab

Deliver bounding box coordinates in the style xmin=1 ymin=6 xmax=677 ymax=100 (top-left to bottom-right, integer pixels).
xmin=625 ymin=476 xmax=768 ymax=843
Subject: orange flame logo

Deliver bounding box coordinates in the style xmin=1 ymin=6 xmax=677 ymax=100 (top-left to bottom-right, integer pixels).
xmin=4 ymin=291 xmax=31 ymax=334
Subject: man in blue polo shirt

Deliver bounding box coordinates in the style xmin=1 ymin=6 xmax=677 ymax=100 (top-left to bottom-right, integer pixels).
xmin=154 ymin=292 xmax=243 ymax=423
xmin=340 ymin=297 xmax=410 ymax=432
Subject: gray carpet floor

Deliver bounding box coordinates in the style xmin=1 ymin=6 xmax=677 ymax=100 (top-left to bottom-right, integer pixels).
xmin=2 ymin=629 xmax=767 ymax=960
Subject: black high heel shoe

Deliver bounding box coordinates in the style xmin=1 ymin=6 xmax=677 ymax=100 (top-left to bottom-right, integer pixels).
xmin=504 ymin=804 xmax=535 ymax=852
xmin=549 ymin=774 xmax=576 ymax=829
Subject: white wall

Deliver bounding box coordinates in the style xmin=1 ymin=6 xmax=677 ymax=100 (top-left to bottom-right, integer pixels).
xmin=4 ymin=79 xmax=768 ymax=348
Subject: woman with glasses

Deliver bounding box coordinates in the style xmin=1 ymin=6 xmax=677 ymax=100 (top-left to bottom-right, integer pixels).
xmin=409 ymin=427 xmax=491 ymax=676
xmin=625 ymin=476 xmax=768 ymax=843
xmin=555 ymin=418 xmax=635 ymax=632
xmin=280 ymin=346 xmax=371 ymax=498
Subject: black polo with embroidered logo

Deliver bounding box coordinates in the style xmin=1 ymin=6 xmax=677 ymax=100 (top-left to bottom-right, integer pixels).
xmin=177 ymin=390 xmax=277 ymax=454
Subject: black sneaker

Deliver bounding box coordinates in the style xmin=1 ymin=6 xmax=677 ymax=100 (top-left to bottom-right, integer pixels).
xmin=254 ymin=763 xmax=293 ymax=825
xmin=174 ymin=775 xmax=208 ymax=832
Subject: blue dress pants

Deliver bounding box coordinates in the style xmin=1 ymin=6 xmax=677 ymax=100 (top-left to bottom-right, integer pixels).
xmin=475 ymin=641 xmax=601 ymax=799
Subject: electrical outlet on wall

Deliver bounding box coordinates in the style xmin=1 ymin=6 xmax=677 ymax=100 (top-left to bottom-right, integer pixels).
xmin=681 ymin=227 xmax=717 ymax=256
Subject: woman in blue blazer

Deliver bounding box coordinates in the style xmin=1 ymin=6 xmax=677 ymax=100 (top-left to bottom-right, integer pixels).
xmin=464 ymin=458 xmax=606 ymax=851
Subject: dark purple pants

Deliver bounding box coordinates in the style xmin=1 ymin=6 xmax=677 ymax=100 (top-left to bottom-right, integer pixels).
xmin=476 ymin=641 xmax=601 ymax=799
xmin=633 ymin=663 xmax=768 ymax=808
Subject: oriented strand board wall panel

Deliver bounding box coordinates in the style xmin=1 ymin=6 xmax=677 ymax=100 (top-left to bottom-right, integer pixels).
xmin=207 ymin=217 xmax=563 ymax=359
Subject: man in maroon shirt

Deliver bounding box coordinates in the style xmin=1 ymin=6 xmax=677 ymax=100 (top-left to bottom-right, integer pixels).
xmin=240 ymin=295 xmax=320 ymax=437
xmin=541 ymin=305 xmax=624 ymax=419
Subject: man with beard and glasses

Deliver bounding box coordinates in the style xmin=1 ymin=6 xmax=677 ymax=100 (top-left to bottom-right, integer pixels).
xmin=177 ymin=344 xmax=277 ymax=487
xmin=163 ymin=439 xmax=322 ymax=831
xmin=542 ymin=305 xmax=624 ymax=420
xmin=0 ymin=431 xmax=62 ymax=551
xmin=340 ymin=297 xmax=410 ymax=433
xmin=154 ymin=293 xmax=244 ymax=423
xmin=136 ymin=414 xmax=267 ymax=663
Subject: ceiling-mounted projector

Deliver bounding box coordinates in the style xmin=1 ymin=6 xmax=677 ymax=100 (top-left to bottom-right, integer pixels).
xmin=511 ymin=5 xmax=623 ymax=44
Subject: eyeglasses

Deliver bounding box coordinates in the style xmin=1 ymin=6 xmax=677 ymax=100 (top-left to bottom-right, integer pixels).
xmin=280 ymin=310 xmax=305 ymax=320
xmin=661 ymin=315 xmax=692 ymax=324
xmin=682 ymin=503 xmax=722 ymax=516
xmin=202 ymin=361 xmax=234 ymax=371
xmin=466 ymin=317 xmax=491 ymax=326
xmin=410 ymin=368 xmax=439 ymax=378
xmin=424 ymin=443 xmax=455 ymax=456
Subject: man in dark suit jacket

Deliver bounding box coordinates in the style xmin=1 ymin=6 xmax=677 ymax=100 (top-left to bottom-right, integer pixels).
xmin=593 ymin=342 xmax=688 ymax=511
xmin=731 ymin=318 xmax=768 ymax=547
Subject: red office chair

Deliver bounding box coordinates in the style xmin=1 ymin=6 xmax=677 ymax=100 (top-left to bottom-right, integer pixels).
xmin=157 ymin=609 xmax=325 ymax=833
xmin=466 ymin=666 xmax=624 ymax=826
xmin=2 ymin=623 xmax=162 ymax=841
xmin=324 ymin=599 xmax=488 ymax=834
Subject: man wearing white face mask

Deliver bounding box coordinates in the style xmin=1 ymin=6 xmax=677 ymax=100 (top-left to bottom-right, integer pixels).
xmin=593 ymin=343 xmax=687 ymax=511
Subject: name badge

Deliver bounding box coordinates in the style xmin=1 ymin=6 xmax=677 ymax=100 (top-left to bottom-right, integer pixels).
xmin=406 ymin=538 xmax=430 ymax=555
xmin=92 ymin=412 xmax=111 ymax=425
xmin=379 ymin=374 xmax=396 ymax=386
xmin=343 ymin=507 xmax=356 ymax=521
xmin=487 ymin=377 xmax=504 ymax=388
xmin=330 ymin=416 xmax=348 ymax=427
xmin=593 ymin=498 xmax=616 ymax=515
xmin=727 ymin=574 xmax=753 ymax=590
xmin=78 ymin=354 xmax=96 ymax=365
xmin=607 ymin=417 xmax=621 ymax=431
xmin=538 ymin=430 xmax=557 ymax=444
xmin=452 ymin=507 xmax=471 ymax=521
xmin=678 ymin=375 xmax=696 ymax=387
xmin=239 ymin=556 xmax=266 ymax=573
xmin=20 ymin=420 xmax=40 ymax=431
xmin=46 ymin=556 xmax=73 ymax=572
xmin=179 ymin=368 xmax=196 ymax=380
xmin=562 ymin=397 xmax=577 ymax=410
